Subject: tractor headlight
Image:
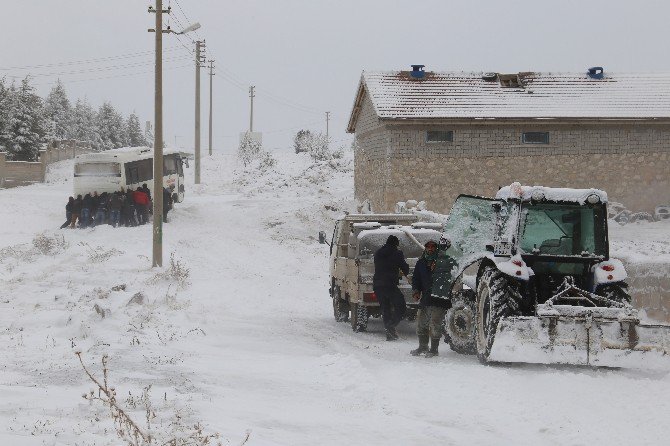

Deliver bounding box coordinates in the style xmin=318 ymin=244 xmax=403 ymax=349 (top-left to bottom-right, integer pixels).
xmin=586 ymin=194 xmax=601 ymax=204
xmin=531 ymin=190 xmax=545 ymax=202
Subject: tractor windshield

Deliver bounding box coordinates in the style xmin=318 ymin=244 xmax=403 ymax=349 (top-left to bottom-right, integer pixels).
xmin=519 ymin=203 xmax=607 ymax=257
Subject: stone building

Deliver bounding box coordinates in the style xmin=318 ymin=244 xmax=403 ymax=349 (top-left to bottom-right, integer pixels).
xmin=346 ymin=66 xmax=670 ymax=213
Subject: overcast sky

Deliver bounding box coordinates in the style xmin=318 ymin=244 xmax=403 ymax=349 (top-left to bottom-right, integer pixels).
xmin=2 ymin=0 xmax=670 ymax=152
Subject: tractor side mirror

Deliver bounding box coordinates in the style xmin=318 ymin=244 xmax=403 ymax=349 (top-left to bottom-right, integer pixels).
xmin=318 ymin=231 xmax=330 ymax=246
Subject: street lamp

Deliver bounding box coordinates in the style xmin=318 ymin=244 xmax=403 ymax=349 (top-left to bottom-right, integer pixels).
xmin=150 ymin=0 xmax=201 ymax=268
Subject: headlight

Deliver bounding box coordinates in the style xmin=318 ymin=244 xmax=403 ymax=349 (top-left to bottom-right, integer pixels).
xmin=587 ymin=194 xmax=601 ymax=204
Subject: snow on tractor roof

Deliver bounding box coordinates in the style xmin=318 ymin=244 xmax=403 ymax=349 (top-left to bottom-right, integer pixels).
xmin=496 ymin=183 xmax=608 ymax=204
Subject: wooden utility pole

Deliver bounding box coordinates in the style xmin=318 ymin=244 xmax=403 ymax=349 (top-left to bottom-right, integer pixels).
xmin=148 ymin=0 xmax=170 ymax=267
xmin=208 ymin=60 xmax=215 ymax=156
xmin=249 ymin=86 xmax=255 ymax=132
xmin=326 ymin=111 xmax=330 ymax=139
xmin=194 ymin=40 xmax=205 ymax=184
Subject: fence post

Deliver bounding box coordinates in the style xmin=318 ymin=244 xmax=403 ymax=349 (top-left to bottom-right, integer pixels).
xmin=0 ymin=152 xmax=6 ymax=188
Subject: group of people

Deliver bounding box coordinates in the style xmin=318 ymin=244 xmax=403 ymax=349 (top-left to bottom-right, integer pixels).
xmin=372 ymin=235 xmax=451 ymax=358
xmin=60 ymin=183 xmax=175 ymax=229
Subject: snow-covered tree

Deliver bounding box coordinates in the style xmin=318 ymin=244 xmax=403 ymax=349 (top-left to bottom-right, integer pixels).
xmin=0 ymin=78 xmax=16 ymax=151
xmin=71 ymin=98 xmax=100 ymax=149
xmin=43 ymin=80 xmax=72 ymax=141
xmin=126 ymin=113 xmax=147 ymax=147
xmin=5 ymin=77 xmax=46 ymax=161
xmin=238 ymin=132 xmax=263 ymax=167
xmin=96 ymin=102 xmax=126 ymax=151
xmin=293 ymin=129 xmax=312 ymax=154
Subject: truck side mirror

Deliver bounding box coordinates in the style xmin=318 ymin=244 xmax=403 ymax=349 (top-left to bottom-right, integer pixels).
xmin=318 ymin=231 xmax=329 ymax=245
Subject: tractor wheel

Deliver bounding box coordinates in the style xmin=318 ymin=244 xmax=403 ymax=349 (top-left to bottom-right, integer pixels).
xmin=445 ymin=290 xmax=477 ymax=355
xmin=332 ymin=287 xmax=349 ymax=322
xmin=475 ymin=266 xmax=522 ymax=363
xmin=597 ymin=282 xmax=632 ymax=305
xmin=350 ymin=303 xmax=369 ymax=332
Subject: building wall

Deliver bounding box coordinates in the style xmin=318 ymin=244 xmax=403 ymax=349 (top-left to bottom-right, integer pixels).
xmin=353 ymin=97 xmax=670 ymax=214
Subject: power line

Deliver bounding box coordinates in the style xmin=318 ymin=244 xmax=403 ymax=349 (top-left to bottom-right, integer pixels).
xmin=0 ymin=46 xmax=183 ymax=71
xmin=6 ymin=56 xmax=191 ymax=79
xmin=30 ymin=64 xmax=192 ymax=87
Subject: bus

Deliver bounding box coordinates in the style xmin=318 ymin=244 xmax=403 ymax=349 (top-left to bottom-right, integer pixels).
xmin=73 ymin=147 xmax=192 ymax=202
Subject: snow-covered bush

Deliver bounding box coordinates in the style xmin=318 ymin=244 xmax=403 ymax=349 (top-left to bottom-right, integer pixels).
xmin=237 ymin=132 xmax=262 ymax=167
xmin=293 ymin=129 xmax=311 ymax=154
xmin=238 ymin=132 xmax=276 ymax=172
xmin=293 ymin=130 xmax=332 ymax=161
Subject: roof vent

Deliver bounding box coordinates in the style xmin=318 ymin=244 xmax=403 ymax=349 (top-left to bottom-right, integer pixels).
xmin=482 ymin=72 xmax=497 ymax=81
xmin=410 ymin=65 xmax=426 ymax=79
xmin=587 ymin=67 xmax=604 ymax=79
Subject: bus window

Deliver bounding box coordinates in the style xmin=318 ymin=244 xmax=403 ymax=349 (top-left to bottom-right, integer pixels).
xmin=125 ymin=159 xmax=153 ymax=185
xmin=75 ymin=162 xmax=121 ymax=177
xmin=164 ymin=156 xmax=178 ymax=175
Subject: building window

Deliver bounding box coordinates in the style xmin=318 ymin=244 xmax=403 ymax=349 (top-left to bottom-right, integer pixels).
xmin=522 ymin=132 xmax=549 ymax=144
xmin=426 ymin=130 xmax=453 ymax=143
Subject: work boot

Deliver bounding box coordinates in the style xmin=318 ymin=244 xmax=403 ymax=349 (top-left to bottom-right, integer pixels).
xmin=410 ymin=335 xmax=429 ymax=356
xmin=390 ymin=326 xmax=399 ymax=340
xmin=385 ymin=329 xmax=396 ymax=341
xmin=425 ymin=338 xmax=440 ymax=358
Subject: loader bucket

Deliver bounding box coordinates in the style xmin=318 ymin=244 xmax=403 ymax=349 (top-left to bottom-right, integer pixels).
xmin=488 ymin=305 xmax=670 ymax=370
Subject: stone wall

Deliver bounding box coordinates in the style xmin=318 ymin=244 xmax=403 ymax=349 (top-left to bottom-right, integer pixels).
xmin=0 ymin=140 xmax=93 ymax=188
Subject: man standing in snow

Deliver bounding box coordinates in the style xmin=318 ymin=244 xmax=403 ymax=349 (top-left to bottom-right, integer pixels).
xmin=410 ymin=239 xmax=449 ymax=358
xmin=373 ymin=235 xmax=410 ymax=341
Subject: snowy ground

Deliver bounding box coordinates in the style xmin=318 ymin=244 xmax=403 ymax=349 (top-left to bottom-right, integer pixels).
xmin=1 ymin=151 xmax=669 ymax=445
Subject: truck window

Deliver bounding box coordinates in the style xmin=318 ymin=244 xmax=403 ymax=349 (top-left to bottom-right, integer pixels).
xmin=125 ymin=159 xmax=153 ymax=185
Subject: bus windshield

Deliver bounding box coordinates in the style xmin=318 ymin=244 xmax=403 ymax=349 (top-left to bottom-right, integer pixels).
xmin=519 ymin=203 xmax=607 ymax=257
xmin=74 ymin=162 xmax=121 ymax=177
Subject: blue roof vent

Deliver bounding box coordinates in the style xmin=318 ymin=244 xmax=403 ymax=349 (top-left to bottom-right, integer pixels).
xmin=587 ymin=67 xmax=604 ymax=79
xmin=410 ymin=65 xmax=426 ymax=79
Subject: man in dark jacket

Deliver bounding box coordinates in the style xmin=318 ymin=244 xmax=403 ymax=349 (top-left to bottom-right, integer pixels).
xmin=81 ymin=193 xmax=93 ymax=228
xmin=373 ymin=235 xmax=410 ymax=341
xmin=60 ymin=197 xmax=74 ymax=229
xmin=410 ymin=240 xmax=450 ymax=357
xmin=70 ymin=195 xmax=83 ymax=228
xmin=162 ymin=186 xmax=173 ymax=223
xmin=109 ymin=191 xmax=123 ymax=227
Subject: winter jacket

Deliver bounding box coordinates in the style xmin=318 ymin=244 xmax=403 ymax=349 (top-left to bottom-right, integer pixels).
xmin=373 ymin=243 xmax=410 ymax=289
xmin=412 ymin=256 xmax=449 ymax=308
xmin=162 ymin=187 xmax=173 ymax=209
xmin=97 ymin=194 xmax=109 ymax=211
xmin=65 ymin=199 xmax=74 ymax=214
xmin=82 ymin=194 xmax=93 ymax=210
xmin=72 ymin=198 xmax=83 ymax=214
xmin=109 ymin=193 xmax=123 ymax=211
xmin=133 ymin=190 xmax=149 ymax=206
xmin=141 ymin=185 xmax=152 ymax=201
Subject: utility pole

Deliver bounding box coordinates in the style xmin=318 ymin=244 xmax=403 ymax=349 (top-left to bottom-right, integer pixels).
xmin=194 ymin=40 xmax=206 ymax=184
xmin=208 ymin=60 xmax=215 ymax=156
xmin=249 ymin=86 xmax=255 ymax=132
xmin=325 ymin=111 xmax=330 ymax=139
xmin=148 ymin=0 xmax=170 ymax=268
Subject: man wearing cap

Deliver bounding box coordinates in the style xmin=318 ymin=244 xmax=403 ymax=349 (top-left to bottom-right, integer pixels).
xmin=411 ymin=239 xmax=450 ymax=357
xmin=373 ymin=235 xmax=410 ymax=341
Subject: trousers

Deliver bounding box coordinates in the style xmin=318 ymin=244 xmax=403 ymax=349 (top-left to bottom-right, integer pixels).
xmin=416 ymin=306 xmax=446 ymax=339
xmin=374 ymin=286 xmax=406 ymax=330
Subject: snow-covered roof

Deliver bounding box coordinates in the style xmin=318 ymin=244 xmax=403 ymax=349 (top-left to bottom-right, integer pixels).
xmin=347 ymin=70 xmax=670 ymax=131
xmin=496 ymin=183 xmax=608 ymax=204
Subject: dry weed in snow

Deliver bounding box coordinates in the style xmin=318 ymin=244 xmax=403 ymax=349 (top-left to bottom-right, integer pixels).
xmin=76 ymin=353 xmax=222 ymax=446
xmin=151 ymin=253 xmax=190 ymax=289
xmin=32 ymin=232 xmax=68 ymax=255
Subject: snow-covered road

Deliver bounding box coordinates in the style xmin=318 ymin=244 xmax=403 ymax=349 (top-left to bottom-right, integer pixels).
xmin=1 ymin=152 xmax=669 ymax=445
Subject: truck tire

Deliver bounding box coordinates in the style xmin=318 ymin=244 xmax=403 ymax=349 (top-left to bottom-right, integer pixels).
xmin=332 ymin=287 xmax=349 ymax=322
xmin=597 ymin=282 xmax=632 ymax=305
xmin=445 ymin=290 xmax=477 ymax=355
xmin=350 ymin=303 xmax=368 ymax=332
xmin=476 ymin=266 xmax=522 ymax=363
